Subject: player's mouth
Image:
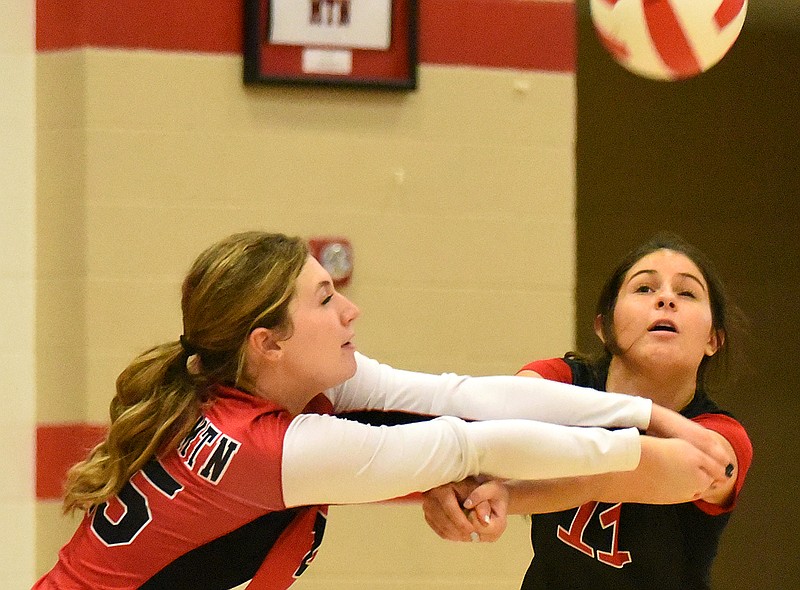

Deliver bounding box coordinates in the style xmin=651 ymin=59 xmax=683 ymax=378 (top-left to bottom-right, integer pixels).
xmin=648 ymin=320 xmax=678 ymax=333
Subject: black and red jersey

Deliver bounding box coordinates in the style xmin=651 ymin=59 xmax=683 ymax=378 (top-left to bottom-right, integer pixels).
xmin=518 ymin=356 xmax=753 ymax=590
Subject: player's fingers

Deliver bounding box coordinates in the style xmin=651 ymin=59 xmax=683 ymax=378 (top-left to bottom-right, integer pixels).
xmin=470 ymin=500 xmax=492 ymax=526
xmin=424 ymin=511 xmax=467 ymax=542
xmin=689 ymin=426 xmax=730 ymax=475
xmin=422 ymin=486 xmax=476 ymax=541
xmin=465 ymin=481 xmax=508 ymax=516
xmin=424 ymin=505 xmax=475 ymax=542
xmin=463 ymin=484 xmax=497 ymax=511
xmin=465 ymin=504 xmax=508 ymax=542
xmin=698 ymin=447 xmax=728 ymax=485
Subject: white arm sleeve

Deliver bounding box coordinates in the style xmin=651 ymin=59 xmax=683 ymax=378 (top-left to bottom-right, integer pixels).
xmin=281 ymin=413 xmax=641 ymax=507
xmin=325 ymin=353 xmax=651 ymax=430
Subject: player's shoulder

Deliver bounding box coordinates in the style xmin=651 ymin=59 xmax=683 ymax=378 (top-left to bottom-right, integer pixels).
xmin=683 ymin=389 xmax=734 ymax=420
xmin=517 ymin=356 xmax=575 ymax=384
xmin=520 ymin=354 xmax=603 ymax=390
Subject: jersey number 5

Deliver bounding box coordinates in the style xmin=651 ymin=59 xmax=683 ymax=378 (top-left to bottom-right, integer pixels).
xmin=91 ymin=460 xmax=183 ymax=546
xmin=556 ymin=501 xmax=632 ymax=568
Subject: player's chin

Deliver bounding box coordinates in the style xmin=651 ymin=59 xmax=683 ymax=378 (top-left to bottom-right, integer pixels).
xmin=339 ymin=347 xmax=358 ymax=378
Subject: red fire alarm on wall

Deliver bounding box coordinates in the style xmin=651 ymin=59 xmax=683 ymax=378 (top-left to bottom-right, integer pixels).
xmin=308 ymin=237 xmax=354 ymax=287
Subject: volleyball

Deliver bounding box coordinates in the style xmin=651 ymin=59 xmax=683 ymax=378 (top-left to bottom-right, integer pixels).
xmin=589 ymin=0 xmax=747 ymax=81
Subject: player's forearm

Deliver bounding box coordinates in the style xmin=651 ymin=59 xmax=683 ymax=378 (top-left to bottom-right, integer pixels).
xmin=334 ymin=354 xmax=652 ymax=430
xmin=506 ymin=436 xmax=721 ymax=514
xmin=505 ymin=477 xmax=597 ymax=515
xmin=505 ymin=470 xmax=686 ymax=515
xmin=282 ymin=413 xmax=641 ymax=508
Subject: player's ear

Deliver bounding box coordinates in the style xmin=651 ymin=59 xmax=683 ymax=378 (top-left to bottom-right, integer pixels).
xmin=248 ymin=327 xmax=283 ymax=361
xmin=705 ymin=328 xmax=724 ymax=357
xmin=593 ymin=315 xmax=607 ymax=344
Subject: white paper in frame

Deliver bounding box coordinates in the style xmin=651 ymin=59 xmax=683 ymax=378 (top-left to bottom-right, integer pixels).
xmin=270 ymin=0 xmax=392 ymax=50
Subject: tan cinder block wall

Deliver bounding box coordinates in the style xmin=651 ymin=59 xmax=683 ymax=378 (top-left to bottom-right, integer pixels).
xmin=35 ymin=48 xmax=575 ymax=587
xmin=0 ymin=0 xmax=36 ymax=587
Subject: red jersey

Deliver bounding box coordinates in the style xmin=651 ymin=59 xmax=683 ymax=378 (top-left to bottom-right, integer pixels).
xmin=35 ymin=386 xmax=332 ymax=589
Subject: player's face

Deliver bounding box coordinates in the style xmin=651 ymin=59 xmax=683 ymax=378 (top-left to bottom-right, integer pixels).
xmin=278 ymin=256 xmax=360 ymax=394
xmin=608 ymin=250 xmax=719 ymax=373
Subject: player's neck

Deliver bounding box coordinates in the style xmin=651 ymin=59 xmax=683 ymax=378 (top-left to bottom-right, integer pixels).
xmin=605 ymin=359 xmax=696 ymax=412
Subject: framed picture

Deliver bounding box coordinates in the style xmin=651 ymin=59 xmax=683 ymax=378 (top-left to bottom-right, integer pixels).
xmin=244 ymin=0 xmax=417 ymax=90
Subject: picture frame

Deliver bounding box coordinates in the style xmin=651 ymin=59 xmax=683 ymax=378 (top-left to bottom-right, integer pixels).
xmin=244 ymin=0 xmax=418 ymax=90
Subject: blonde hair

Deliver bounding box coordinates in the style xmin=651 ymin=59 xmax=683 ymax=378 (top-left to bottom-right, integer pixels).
xmin=63 ymin=232 xmax=309 ymax=513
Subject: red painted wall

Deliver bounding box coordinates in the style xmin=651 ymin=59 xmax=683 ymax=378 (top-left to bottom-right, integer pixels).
xmin=36 ymin=0 xmax=576 ymax=72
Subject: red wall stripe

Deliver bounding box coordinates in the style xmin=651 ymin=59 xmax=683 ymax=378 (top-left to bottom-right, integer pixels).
xmin=36 ymin=424 xmax=107 ymax=500
xmin=420 ymin=0 xmax=575 ymax=71
xmin=36 ymin=0 xmax=575 ymax=72
xmin=35 ymin=0 xmax=242 ymax=53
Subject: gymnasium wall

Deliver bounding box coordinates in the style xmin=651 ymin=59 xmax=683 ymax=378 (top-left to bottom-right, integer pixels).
xmin=31 ymin=1 xmax=578 ymax=588
xmin=1 ymin=1 xmax=36 ymax=589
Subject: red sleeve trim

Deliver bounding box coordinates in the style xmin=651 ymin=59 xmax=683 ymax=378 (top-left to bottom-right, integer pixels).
xmin=691 ymin=413 xmax=753 ymax=515
xmin=516 ymin=358 xmax=573 ymax=384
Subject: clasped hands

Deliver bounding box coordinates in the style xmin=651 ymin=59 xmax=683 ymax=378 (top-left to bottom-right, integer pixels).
xmin=422 ymin=410 xmax=734 ymax=543
xmin=422 ymin=476 xmax=509 ymax=543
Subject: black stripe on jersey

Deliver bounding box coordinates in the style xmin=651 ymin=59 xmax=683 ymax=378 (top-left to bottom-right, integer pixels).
xmin=337 ymin=410 xmax=436 ymax=426
xmin=140 ymin=508 xmax=302 ymax=590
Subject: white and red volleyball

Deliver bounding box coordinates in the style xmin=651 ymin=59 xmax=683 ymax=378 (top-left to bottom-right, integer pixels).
xmin=590 ymin=0 xmax=748 ymax=81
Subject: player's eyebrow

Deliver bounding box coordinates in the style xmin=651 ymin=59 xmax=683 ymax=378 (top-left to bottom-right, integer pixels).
xmin=628 ymin=269 xmax=707 ymax=292
xmin=677 ymin=272 xmax=707 ymax=292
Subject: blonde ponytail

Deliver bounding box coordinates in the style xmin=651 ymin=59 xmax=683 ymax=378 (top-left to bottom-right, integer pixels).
xmin=63 ymin=342 xmax=201 ymax=513
xmin=62 ymin=231 xmax=308 ymax=513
